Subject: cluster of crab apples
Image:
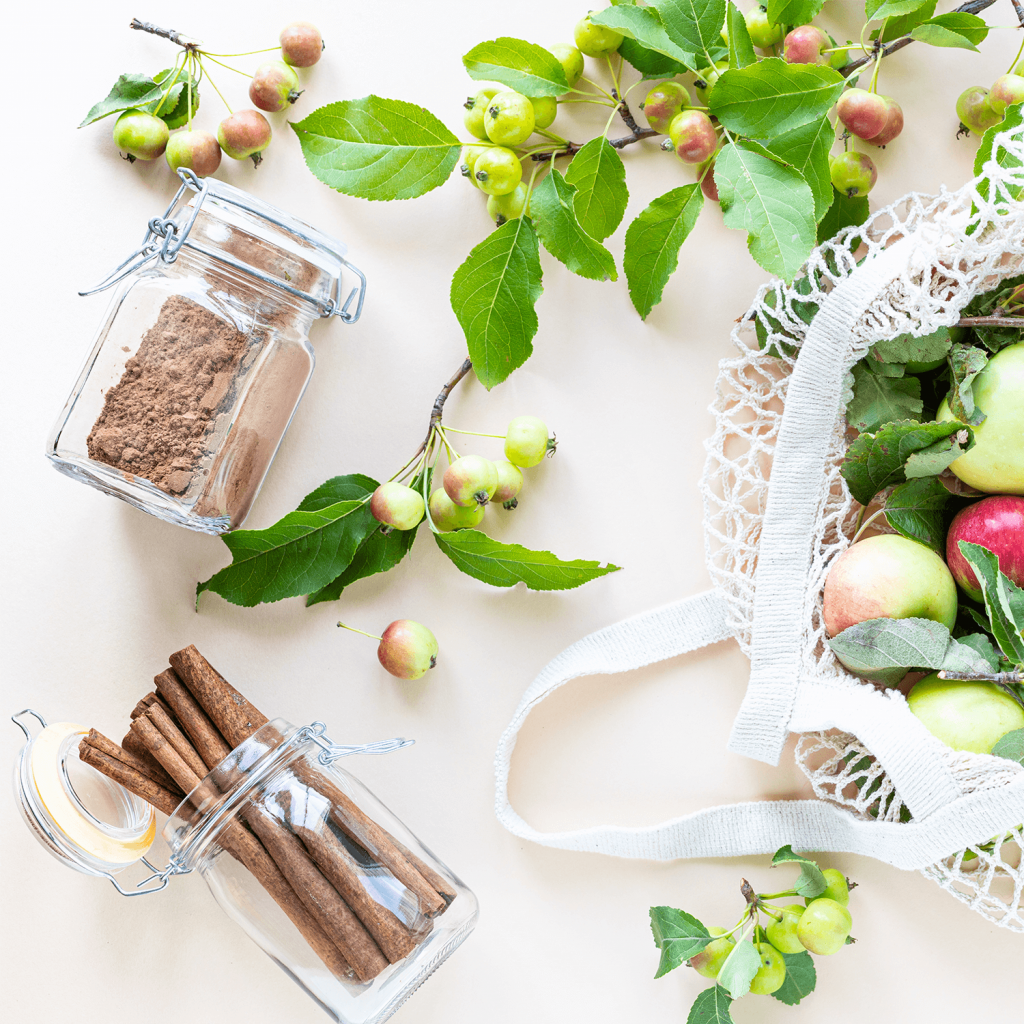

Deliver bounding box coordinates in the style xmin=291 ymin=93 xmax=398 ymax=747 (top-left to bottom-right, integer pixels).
xmin=957 ymin=65 xmax=1024 ymax=137
xmin=110 ymin=21 xmax=322 ymax=176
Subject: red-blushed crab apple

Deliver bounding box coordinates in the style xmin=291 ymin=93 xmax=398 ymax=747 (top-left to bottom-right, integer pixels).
xmin=945 ymin=495 xmax=1024 ymax=600
xmin=784 ymin=25 xmax=829 ymax=64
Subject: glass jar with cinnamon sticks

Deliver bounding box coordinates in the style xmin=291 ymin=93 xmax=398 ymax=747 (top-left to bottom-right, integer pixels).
xmin=47 ymin=169 xmax=366 ymax=534
xmin=11 ymin=646 xmax=476 ymax=1023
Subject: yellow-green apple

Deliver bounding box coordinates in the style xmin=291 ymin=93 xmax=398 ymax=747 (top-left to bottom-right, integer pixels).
xmin=823 ymin=534 xmax=958 ymax=638
xmin=956 ymin=86 xmax=1001 ymax=135
xmin=938 ymin=342 xmax=1024 ymax=493
xmin=989 ymin=74 xmax=1024 ymax=117
xmin=946 ymin=495 xmax=1024 ymax=600
xmin=907 ymin=674 xmax=1024 ymax=753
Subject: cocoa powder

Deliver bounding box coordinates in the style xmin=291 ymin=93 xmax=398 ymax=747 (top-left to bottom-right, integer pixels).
xmin=87 ymin=295 xmax=248 ymax=495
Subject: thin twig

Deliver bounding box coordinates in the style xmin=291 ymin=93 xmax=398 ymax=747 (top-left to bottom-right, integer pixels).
xmin=129 ymin=18 xmax=200 ymax=50
xmin=1013 ymin=0 xmax=1024 ymax=29
xmin=958 ymin=315 xmax=1024 ymax=327
xmin=420 ymin=359 xmax=473 ymax=451
xmin=939 ymin=669 xmax=1023 ymax=683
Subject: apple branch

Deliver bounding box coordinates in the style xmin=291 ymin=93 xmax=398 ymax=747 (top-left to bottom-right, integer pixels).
xmin=421 ymin=358 xmax=473 ymax=451
xmin=129 ymin=18 xmax=201 ymax=51
xmin=958 ymin=314 xmax=1024 ymax=327
xmin=939 ymin=669 xmax=1023 ymax=683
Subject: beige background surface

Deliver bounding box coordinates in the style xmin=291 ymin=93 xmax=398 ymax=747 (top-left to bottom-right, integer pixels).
xmin=1 ymin=1 xmax=1021 ymax=1020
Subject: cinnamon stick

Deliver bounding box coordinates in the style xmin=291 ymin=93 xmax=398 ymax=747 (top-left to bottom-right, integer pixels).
xmin=139 ymin=704 xmax=209 ymax=782
xmin=121 ymin=727 xmax=180 ymax=789
xmin=130 ymin=692 xmax=171 ymax=720
xmin=154 ymin=667 xmax=231 ymax=769
xmin=79 ymin=736 xmax=183 ymax=816
xmin=392 ymin=840 xmax=458 ymax=907
xmin=82 ymin=728 xmax=183 ymax=799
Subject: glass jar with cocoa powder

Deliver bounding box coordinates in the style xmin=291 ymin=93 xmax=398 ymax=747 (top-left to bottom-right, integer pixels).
xmin=47 ymin=170 xmax=365 ymax=533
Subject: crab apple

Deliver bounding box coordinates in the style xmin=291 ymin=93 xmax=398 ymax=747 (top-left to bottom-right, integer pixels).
xmin=491 ymin=460 xmax=524 ymax=508
xmin=836 ymin=88 xmax=889 ymax=140
xmin=956 ymin=86 xmax=1000 ymax=136
xmin=745 ymin=5 xmax=784 ymax=49
xmin=463 ymin=84 xmax=503 ymax=140
xmin=784 ymin=24 xmax=829 ymax=65
xmin=938 ymin=342 xmax=1024 ymax=493
xmin=280 ymin=21 xmax=323 ymax=67
xmin=377 ymin=620 xmax=438 ymax=680
xmin=946 ymin=496 xmax=1024 ymax=600
xmin=370 ymin=482 xmax=425 ymax=531
xmin=829 ymin=151 xmax=876 ymax=197
xmin=699 ymin=159 xmax=719 ymax=201
xmin=797 ymin=898 xmax=852 ymax=955
xmin=428 ymin=488 xmax=485 ymax=531
xmin=908 ymin=674 xmax=1024 ymax=754
xmin=573 ymin=14 xmax=623 ymax=58
xmin=766 ymin=906 xmax=805 ymax=954
xmin=822 ymin=533 xmax=958 ymax=639
xmin=530 ymin=95 xmax=558 ymax=130
xmin=217 ymin=110 xmax=272 ymax=160
xmin=808 ymin=868 xmax=851 ymax=907
xmin=668 ymin=109 xmax=717 ymax=164
xmin=828 ymin=37 xmax=852 ymax=70
xmin=643 ymin=81 xmax=689 ymax=134
xmin=688 ymin=927 xmax=734 ymax=979
xmin=165 ymin=130 xmax=222 ymax=177
xmin=112 ymin=109 xmax=169 ymax=160
xmin=443 ymin=455 xmax=498 ymax=507
xmin=485 ymin=90 xmax=535 ymax=146
xmin=460 ymin=143 xmax=490 ymax=183
xmin=474 ymin=147 xmax=522 ymax=196
xmin=504 ymin=415 xmax=552 ymax=468
xmin=866 ymin=96 xmax=904 ymax=146
xmin=249 ymin=60 xmax=301 ymax=112
xmin=549 ymin=43 xmax=585 ymax=87
xmin=990 ymin=74 xmax=1024 ymax=117
xmin=487 ymin=182 xmax=529 ymax=225
xmin=693 ymin=60 xmax=728 ymax=99
xmin=750 ymin=944 xmax=787 ymax=995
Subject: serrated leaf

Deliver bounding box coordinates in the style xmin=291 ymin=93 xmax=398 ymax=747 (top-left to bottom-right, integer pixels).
xmin=716 ymin=939 xmax=760 ymax=1000
xmin=975 ymin=104 xmax=1024 ymax=206
xmin=623 ymin=184 xmax=704 ymax=319
xmin=80 ymin=73 xmax=174 ymax=127
xmin=462 ymin=37 xmax=570 ymax=96
xmin=450 ymin=217 xmax=543 ymax=390
xmin=847 ymin=362 xmax=922 ymax=432
xmin=727 ymin=2 xmax=756 ymax=69
xmin=883 ymin=477 xmax=950 ymax=551
xmin=871 ymin=326 xmax=952 ymax=367
xmin=817 ymin=187 xmax=869 ymax=244
xmin=767 ymin=1 xmax=825 ymax=26
xmin=306 ymin=524 xmax=417 ymax=606
xmin=618 ymin=36 xmax=691 ymax=78
xmin=290 ymin=97 xmax=461 ymax=201
xmin=765 ymin=116 xmax=834 ymax=221
xmin=841 ymin=418 xmax=970 ymax=506
xmin=531 ymin=170 xmax=618 ymax=281
xmin=649 ymin=906 xmax=712 ymax=977
xmin=771 ymin=950 xmax=817 ymax=1005
xmin=153 ymin=68 xmax=199 ymax=129
xmin=992 ymin=728 xmax=1024 ymax=766
xmin=564 ymin=139 xmax=629 ymax=241
xmin=592 ymin=5 xmax=697 ymax=72
xmin=873 ymin=1 xmax=936 ymax=41
xmin=904 ymin=429 xmax=973 ymax=478
xmin=686 ymin=985 xmax=734 ymax=1024
xmin=828 ymin=616 xmax=998 ymax=685
xmin=959 ymin=542 xmax=1024 ymax=663
xmin=297 ymin=473 xmax=380 ymax=512
xmin=709 ymin=58 xmax=845 ymax=139
xmin=716 ymin=140 xmax=817 ymax=282
xmin=655 ymin=0 xmax=728 ymax=61
xmin=866 ymin=0 xmax=932 ymax=19
xmin=433 ymin=529 xmax=620 ymax=590
xmin=946 ymin=343 xmax=988 ymax=425
xmin=771 ymin=845 xmax=827 ymax=897
xmin=910 ymin=12 xmax=989 ymax=51
xmin=956 ymin=633 xmax=1002 ymax=672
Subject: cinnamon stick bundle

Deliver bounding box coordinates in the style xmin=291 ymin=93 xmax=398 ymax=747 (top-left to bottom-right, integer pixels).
xmin=79 ymin=732 xmax=183 ymax=816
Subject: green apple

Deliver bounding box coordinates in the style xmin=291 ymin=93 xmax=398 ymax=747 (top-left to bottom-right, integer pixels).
xmin=907 ymin=673 xmax=1024 ymax=754
xmin=938 ymin=342 xmax=1024 ymax=493
xmin=688 ymin=926 xmax=734 ymax=979
xmin=822 ymin=534 xmax=958 ymax=637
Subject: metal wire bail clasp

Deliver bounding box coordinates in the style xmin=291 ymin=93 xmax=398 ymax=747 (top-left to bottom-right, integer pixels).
xmin=296 ymin=721 xmax=415 ymax=765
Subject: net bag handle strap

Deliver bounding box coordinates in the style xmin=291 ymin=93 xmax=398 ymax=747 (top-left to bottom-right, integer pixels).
xmin=493 ymin=590 xmax=1024 ymax=869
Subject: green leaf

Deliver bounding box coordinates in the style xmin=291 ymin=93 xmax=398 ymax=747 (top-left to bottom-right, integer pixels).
xmin=958 ymin=542 xmax=1024 ymax=663
xmin=847 ymin=363 xmax=922 ymax=433
xmin=290 ymin=97 xmax=461 ymax=201
xmin=80 ymin=73 xmax=176 ymax=127
xmin=591 ymin=5 xmax=697 ymax=72
xmin=871 ymin=326 xmax=952 ymax=367
xmin=716 ymin=939 xmax=760 ymax=1000
xmin=433 ymin=529 xmax=621 ymax=590
xmin=654 ymin=0 xmax=728 ymax=61
xmin=305 ymin=524 xmax=417 ymax=606
xmin=828 ymin=616 xmax=998 ymax=686
xmin=910 ymin=12 xmax=989 ymax=51
xmin=767 ymin=1 xmax=825 ymax=26
xmin=727 ymin=2 xmax=757 ymax=69
xmin=564 ymin=139 xmax=629 ymax=241
xmin=903 ymin=429 xmax=973 ymax=479
xmin=992 ymin=728 xmax=1024 ymax=766
xmin=946 ymin=343 xmax=988 ymax=425
xmin=686 ymin=985 xmax=734 ymax=1024
xmin=715 ymin=140 xmax=817 ymax=282
xmin=975 ymin=103 xmax=1024 ymax=204
xmin=883 ymin=477 xmax=950 ymax=551
xmin=462 ymin=38 xmax=571 ymax=96
xmin=709 ymin=58 xmax=845 ymax=139
xmin=649 ymin=907 xmax=712 ymax=977
xmin=771 ymin=950 xmax=817 ymax=1005
xmin=531 ymin=171 xmax=618 ymax=281
xmin=873 ymin=1 xmax=936 ymax=41
xmin=450 ymin=217 xmax=543 ymax=390
xmin=866 ymin=0 xmax=932 ymax=20
xmin=817 ymin=188 xmax=869 ymax=244
xmin=618 ymin=36 xmax=691 ymax=78
xmin=841 ymin=418 xmax=971 ymax=506
xmin=771 ymin=845 xmax=827 ymax=897
xmin=765 ymin=116 xmax=835 ymax=222
xmin=956 ymin=633 xmax=1002 ymax=672
xmin=297 ymin=473 xmax=379 ymax=512
xmin=153 ymin=68 xmax=199 ymax=129
xmin=623 ymin=184 xmax=704 ymax=319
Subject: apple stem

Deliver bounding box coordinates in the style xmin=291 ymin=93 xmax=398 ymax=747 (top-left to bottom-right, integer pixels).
xmin=938 ymin=670 xmax=1022 ymax=683
xmin=337 ymin=622 xmax=383 ymax=642
xmin=851 ymin=506 xmax=887 ymax=543
xmin=957 ymin=314 xmax=1024 ymax=327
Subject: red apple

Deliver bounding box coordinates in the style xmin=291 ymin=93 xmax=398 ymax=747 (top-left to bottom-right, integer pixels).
xmin=836 ymin=88 xmax=888 ymax=140
xmin=783 ymin=25 xmax=829 ymax=65
xmin=946 ymin=495 xmax=1024 ymax=600
xmin=866 ymin=96 xmax=903 ymax=146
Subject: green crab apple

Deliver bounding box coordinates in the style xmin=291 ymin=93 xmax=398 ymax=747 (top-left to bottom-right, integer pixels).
xmin=165 ymin=130 xmax=221 ymax=177
xmin=505 ymin=416 xmax=553 ymax=467
xmin=549 ymin=43 xmax=585 ymax=87
xmin=463 ymin=83 xmax=503 ymax=140
xmin=836 ymin=89 xmax=889 ymax=141
xmin=460 ymin=143 xmax=490 ymax=183
xmin=822 ymin=533 xmax=958 ymax=638
xmin=688 ymin=927 xmax=734 ymax=979
xmin=908 ymin=674 xmax=1024 ymax=754
xmin=989 ymin=74 xmax=1024 ymax=117
xmin=749 ymin=943 xmax=787 ymax=995
xmin=484 ymin=90 xmax=535 ymax=146
xmin=112 ymin=109 xmax=169 ymax=160
xmin=370 ymin=482 xmax=425 ymax=531
xmin=217 ymin=110 xmax=272 ymax=161
xmin=867 ymin=96 xmax=904 ymax=146
xmin=808 ymin=868 xmax=850 ymax=907
xmin=938 ymin=342 xmax=1024 ymax=493
xmin=829 ymin=151 xmax=876 ymax=197
xmin=946 ymin=496 xmax=1024 ymax=599
xmin=530 ymin=96 xmax=557 ymax=130
xmin=957 ymin=86 xmax=1000 ymax=136
xmin=487 ymin=183 xmax=529 ymax=225
xmin=784 ymin=24 xmax=829 ymax=64
xmin=474 ymin=147 xmax=522 ymax=196
xmin=491 ymin=460 xmax=524 ymax=508
xmin=643 ymin=81 xmax=689 ymax=134
xmin=428 ymin=489 xmax=485 ymax=531
xmin=444 ymin=455 xmax=498 ymax=507
xmin=745 ymin=5 xmax=784 ymax=49
xmin=668 ymin=110 xmax=717 ymax=164
xmin=573 ymin=13 xmax=623 ymax=58
xmin=280 ymin=21 xmax=323 ymax=67
xmin=693 ymin=60 xmax=729 ymax=99
xmin=797 ymin=898 xmax=851 ymax=955
xmin=249 ymin=60 xmax=301 ymax=112
xmin=377 ymin=620 xmax=438 ymax=680
xmin=765 ymin=905 xmax=805 ymax=954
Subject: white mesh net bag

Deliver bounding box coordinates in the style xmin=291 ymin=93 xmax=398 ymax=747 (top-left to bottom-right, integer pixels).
xmin=494 ymin=118 xmax=1024 ymax=931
